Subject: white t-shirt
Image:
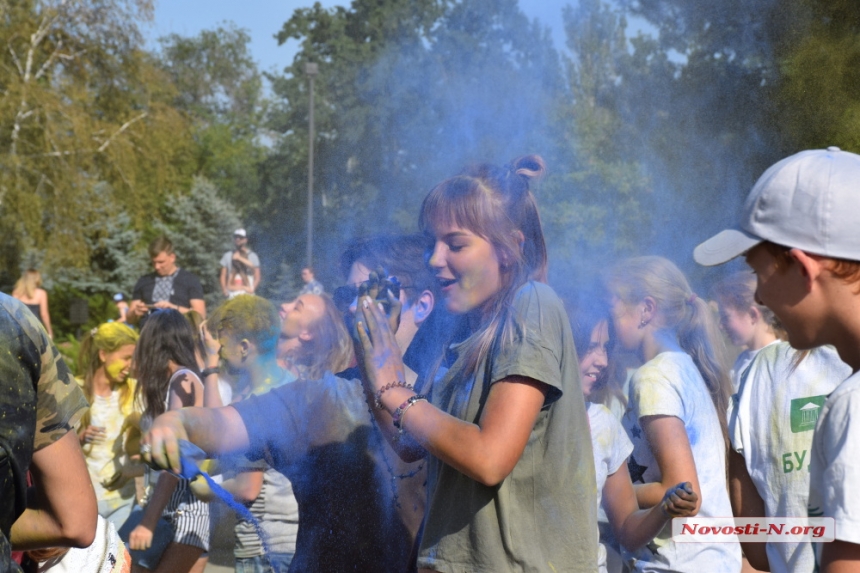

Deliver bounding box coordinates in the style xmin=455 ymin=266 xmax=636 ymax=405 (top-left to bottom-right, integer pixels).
xmin=622 ymin=352 xmax=742 ymax=572
xmin=589 ymin=402 xmax=634 ymax=573
xmin=83 ymin=390 xmax=136 ymax=507
xmin=730 ymin=340 xmax=780 ymax=395
xmin=809 ymin=370 xmax=860 ymax=566
xmin=730 ymin=342 xmax=847 ymax=572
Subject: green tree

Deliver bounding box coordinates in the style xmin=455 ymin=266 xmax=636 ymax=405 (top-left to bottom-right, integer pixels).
xmin=156 ymin=25 xmax=270 ymax=205
xmin=775 ymin=0 xmax=860 ymax=152
xmin=263 ymin=0 xmax=562 ymax=283
xmin=0 ymin=0 xmax=202 ymax=281
xmin=544 ymin=0 xmax=658 ymax=283
xmin=51 ymin=185 xmax=149 ymax=295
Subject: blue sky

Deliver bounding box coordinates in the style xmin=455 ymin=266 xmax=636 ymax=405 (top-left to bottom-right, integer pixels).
xmin=146 ymin=0 xmax=575 ymax=75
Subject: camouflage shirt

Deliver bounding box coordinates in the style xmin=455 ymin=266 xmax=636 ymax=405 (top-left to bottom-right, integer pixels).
xmin=0 ymin=292 xmax=88 ymax=570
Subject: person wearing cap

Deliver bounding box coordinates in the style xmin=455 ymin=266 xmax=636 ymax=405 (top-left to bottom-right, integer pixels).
xmin=220 ymin=229 xmax=261 ymax=298
xmin=694 ymin=147 xmax=860 ymax=572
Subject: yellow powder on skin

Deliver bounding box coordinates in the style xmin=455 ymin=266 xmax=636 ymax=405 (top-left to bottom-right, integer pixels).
xmin=105 ymin=359 xmax=126 ymax=382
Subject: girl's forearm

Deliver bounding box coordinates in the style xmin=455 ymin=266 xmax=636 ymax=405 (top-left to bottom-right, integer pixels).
xmin=634 ymin=482 xmax=670 ymax=509
xmin=141 ymin=472 xmax=178 ymax=529
xmin=616 ymin=504 xmax=670 ymax=551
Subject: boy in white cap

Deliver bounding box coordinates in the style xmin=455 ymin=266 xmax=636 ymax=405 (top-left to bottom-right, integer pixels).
xmin=220 ymin=228 xmax=261 ymax=297
xmin=694 ymin=147 xmax=860 ymax=572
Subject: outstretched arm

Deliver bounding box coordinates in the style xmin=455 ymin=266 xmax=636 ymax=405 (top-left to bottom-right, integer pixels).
xmin=10 ymin=430 xmax=97 ymax=550
xmin=144 ymin=406 xmax=250 ymax=474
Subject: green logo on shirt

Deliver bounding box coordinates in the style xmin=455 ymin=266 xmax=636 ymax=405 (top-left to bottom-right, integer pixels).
xmin=789 ymin=395 xmax=827 ymax=433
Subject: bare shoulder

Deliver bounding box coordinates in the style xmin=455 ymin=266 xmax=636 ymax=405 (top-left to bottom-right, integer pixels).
xmin=169 ymin=370 xmax=204 ymax=407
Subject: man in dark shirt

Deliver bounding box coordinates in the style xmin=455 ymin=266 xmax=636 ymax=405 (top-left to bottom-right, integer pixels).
xmin=143 ymin=235 xmax=448 ymax=572
xmin=128 ymin=237 xmax=206 ymax=324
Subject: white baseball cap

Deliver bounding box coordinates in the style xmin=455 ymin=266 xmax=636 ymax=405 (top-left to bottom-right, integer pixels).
xmin=234 ymin=228 xmax=247 ymax=238
xmin=694 ymin=147 xmax=860 ymax=266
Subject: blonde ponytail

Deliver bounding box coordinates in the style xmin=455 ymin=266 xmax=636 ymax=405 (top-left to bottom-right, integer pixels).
xmin=607 ymin=256 xmax=731 ymax=442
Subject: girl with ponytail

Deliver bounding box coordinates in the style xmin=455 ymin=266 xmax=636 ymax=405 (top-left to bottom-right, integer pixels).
xmin=356 ymin=155 xmax=598 ymax=572
xmin=605 ymin=256 xmax=741 ymax=571
xmin=76 ymin=322 xmax=140 ymax=529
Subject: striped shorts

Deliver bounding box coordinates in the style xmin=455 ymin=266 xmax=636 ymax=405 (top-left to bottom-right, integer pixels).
xmin=163 ymin=477 xmax=210 ymax=551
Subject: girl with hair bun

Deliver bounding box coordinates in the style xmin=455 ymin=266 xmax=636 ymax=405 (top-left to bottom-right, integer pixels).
xmin=77 ymin=322 xmax=140 ymax=529
xmin=605 ymin=256 xmax=741 ymax=572
xmin=356 ymin=155 xmax=598 ymax=572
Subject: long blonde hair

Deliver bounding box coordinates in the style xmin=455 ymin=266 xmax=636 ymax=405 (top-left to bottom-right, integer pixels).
xmin=77 ymin=322 xmax=139 ymax=429
xmin=607 ymin=256 xmax=732 ymax=440
xmin=12 ymin=269 xmax=42 ymax=299
xmin=419 ymin=154 xmax=548 ymax=375
xmin=282 ymin=294 xmax=354 ymax=380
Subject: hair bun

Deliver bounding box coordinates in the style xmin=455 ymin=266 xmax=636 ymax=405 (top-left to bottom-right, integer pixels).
xmin=511 ymin=155 xmax=546 ymax=182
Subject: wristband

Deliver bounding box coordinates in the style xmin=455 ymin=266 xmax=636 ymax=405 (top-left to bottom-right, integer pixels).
xmin=374 ymin=380 xmax=413 ymax=410
xmin=392 ymin=395 xmax=428 ymax=429
xmin=201 ymin=367 xmax=220 ymax=378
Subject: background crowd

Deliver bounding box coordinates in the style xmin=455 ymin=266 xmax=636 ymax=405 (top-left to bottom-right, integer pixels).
xmin=5 ymin=147 xmax=860 ymax=573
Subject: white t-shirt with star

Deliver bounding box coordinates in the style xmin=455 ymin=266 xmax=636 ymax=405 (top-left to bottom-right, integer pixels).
xmin=730 ymin=342 xmax=847 ymax=572
xmin=809 ymin=370 xmax=860 ymax=566
xmin=589 ymin=402 xmax=634 ymax=573
xmin=622 ymin=351 xmax=741 ymax=572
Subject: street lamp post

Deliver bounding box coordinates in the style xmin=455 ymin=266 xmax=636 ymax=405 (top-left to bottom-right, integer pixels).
xmin=305 ymin=62 xmax=318 ymax=269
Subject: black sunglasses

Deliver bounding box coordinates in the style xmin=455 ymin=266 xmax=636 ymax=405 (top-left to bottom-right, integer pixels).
xmin=333 ymin=279 xmax=415 ymax=312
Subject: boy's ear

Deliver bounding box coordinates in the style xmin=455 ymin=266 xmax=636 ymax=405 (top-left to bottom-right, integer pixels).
xmin=411 ymin=290 xmax=434 ymax=325
xmin=788 ymin=249 xmax=824 ymax=292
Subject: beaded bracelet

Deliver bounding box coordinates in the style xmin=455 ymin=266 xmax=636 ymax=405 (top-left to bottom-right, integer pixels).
xmin=374 ymin=380 xmax=413 ymax=410
xmin=392 ymin=395 xmax=428 ymax=429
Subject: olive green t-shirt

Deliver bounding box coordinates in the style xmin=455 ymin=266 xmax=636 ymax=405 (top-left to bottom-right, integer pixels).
xmin=419 ymin=281 xmax=598 ymax=572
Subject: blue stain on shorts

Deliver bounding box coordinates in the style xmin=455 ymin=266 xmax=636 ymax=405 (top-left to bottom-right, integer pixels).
xmin=175 ymin=440 xmax=271 ymax=554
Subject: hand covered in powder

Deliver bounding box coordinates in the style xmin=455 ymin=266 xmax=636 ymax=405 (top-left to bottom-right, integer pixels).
xmin=354 ymin=290 xmax=407 ymax=407
xmin=142 ymin=411 xmax=189 ymax=475
xmin=661 ymin=482 xmax=698 ymax=518
xmin=357 ymin=269 xmax=402 ymax=335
